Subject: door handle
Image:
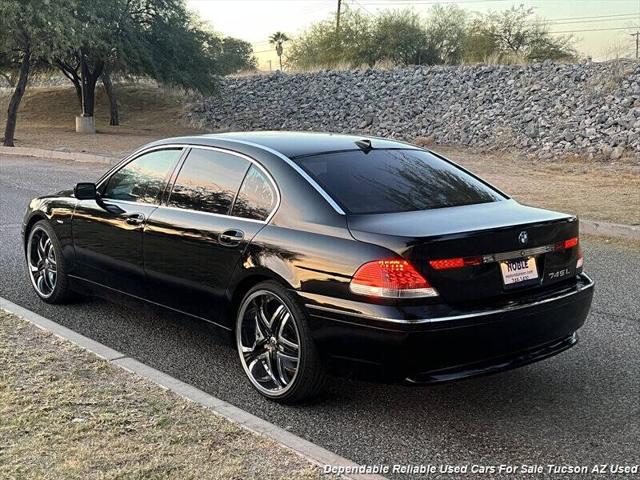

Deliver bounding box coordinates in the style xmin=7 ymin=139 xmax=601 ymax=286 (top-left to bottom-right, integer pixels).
xmin=219 ymin=229 xmax=244 ymax=246
xmin=124 ymin=213 xmax=146 ymax=226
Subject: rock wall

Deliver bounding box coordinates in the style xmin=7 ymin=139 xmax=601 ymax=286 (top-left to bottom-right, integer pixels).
xmin=187 ymin=60 xmax=640 ymax=160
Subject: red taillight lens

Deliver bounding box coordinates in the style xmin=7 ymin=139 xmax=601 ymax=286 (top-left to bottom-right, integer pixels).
xmin=429 ymin=256 xmax=482 ymax=270
xmin=555 ymin=236 xmax=579 ymax=251
xmin=564 ymin=237 xmax=579 ymax=249
xmin=350 ymin=259 xmax=438 ymax=298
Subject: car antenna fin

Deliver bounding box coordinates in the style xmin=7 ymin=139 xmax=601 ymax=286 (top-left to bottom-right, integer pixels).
xmin=355 ymin=139 xmax=373 ymax=153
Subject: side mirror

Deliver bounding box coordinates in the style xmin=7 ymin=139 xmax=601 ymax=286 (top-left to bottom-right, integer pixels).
xmin=74 ymin=182 xmax=97 ymax=200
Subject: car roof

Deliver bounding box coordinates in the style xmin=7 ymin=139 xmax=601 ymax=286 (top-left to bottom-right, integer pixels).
xmin=152 ymin=131 xmax=420 ymax=159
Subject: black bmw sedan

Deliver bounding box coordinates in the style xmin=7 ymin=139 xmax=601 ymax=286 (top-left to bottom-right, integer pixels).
xmin=22 ymin=132 xmax=594 ymax=402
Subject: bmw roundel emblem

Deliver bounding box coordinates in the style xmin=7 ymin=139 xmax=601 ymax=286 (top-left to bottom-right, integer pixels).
xmin=518 ymin=231 xmax=529 ymax=245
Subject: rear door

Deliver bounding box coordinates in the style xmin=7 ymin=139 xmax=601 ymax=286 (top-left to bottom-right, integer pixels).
xmin=143 ymin=147 xmax=278 ymax=323
xmin=72 ymin=148 xmax=183 ymax=296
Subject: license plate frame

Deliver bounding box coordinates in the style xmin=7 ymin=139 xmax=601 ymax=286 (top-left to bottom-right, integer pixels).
xmin=499 ymin=257 xmax=539 ymax=288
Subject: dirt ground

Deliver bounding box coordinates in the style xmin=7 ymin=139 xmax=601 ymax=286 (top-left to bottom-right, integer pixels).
xmin=2 ymin=85 xmax=638 ymax=225
xmin=0 ymin=311 xmax=324 ymax=479
xmin=0 ymin=84 xmax=202 ymax=157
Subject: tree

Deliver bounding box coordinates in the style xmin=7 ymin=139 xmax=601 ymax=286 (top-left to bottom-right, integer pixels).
xmin=370 ymin=10 xmax=431 ymax=66
xmin=288 ymin=9 xmax=373 ymax=69
xmin=269 ymin=32 xmax=290 ymax=70
xmin=55 ymin=0 xmax=220 ymax=130
xmin=425 ymin=5 xmax=468 ymax=65
xmin=204 ymin=36 xmax=256 ymax=75
xmin=287 ymin=7 xmax=463 ymax=68
xmin=0 ymin=0 xmax=75 ymax=146
xmin=464 ymin=6 xmax=576 ymax=63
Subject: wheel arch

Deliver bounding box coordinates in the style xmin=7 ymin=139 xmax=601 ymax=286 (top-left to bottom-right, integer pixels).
xmin=23 ymin=212 xmax=48 ymax=250
xmin=226 ymin=269 xmax=294 ymax=330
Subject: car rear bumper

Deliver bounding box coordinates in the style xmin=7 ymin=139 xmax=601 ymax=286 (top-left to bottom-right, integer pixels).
xmin=299 ymin=273 xmax=594 ymax=382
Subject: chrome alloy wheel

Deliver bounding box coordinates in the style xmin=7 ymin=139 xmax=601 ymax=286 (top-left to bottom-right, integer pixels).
xmin=27 ymin=227 xmax=57 ymax=298
xmin=236 ymin=290 xmax=301 ymax=396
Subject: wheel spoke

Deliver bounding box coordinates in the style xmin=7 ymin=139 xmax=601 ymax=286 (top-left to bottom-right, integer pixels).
xmin=242 ymin=338 xmax=266 ymax=363
xmin=36 ymin=275 xmax=46 ymax=293
xmin=47 ymin=271 xmax=56 ymax=289
xmin=37 ymin=237 xmax=45 ymax=261
xmin=268 ymin=304 xmax=286 ymax=330
xmin=254 ymin=297 xmax=272 ymax=336
xmin=277 ymin=315 xmax=299 ymax=352
xmin=254 ymin=311 xmax=270 ymax=339
xmin=264 ymin=351 xmax=282 ymax=388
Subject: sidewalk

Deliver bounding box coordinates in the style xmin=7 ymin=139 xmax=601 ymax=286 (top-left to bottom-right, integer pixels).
xmin=0 ymin=310 xmax=329 ymax=479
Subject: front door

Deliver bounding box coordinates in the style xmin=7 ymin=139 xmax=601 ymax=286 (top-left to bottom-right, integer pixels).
xmin=72 ymin=148 xmax=183 ymax=297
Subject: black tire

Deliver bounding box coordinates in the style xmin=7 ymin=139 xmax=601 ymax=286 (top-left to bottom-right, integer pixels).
xmin=235 ymin=280 xmax=326 ymax=403
xmin=26 ymin=220 xmax=74 ymax=304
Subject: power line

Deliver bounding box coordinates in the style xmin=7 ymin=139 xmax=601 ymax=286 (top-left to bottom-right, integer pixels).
xmin=540 ymin=16 xmax=639 ymax=26
xmin=548 ymin=25 xmax=640 ymax=34
xmin=543 ymin=13 xmax=640 ymax=23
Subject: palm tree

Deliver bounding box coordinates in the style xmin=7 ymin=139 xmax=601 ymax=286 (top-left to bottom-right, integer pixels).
xmin=269 ymin=31 xmax=290 ymax=71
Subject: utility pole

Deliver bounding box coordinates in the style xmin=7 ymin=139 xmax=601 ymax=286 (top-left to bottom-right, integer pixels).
xmin=632 ymin=31 xmax=639 ymax=60
xmin=268 ymin=59 xmax=272 ymax=72
xmin=336 ymin=0 xmax=342 ymax=34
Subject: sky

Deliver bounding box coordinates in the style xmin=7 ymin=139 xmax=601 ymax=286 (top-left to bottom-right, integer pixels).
xmin=187 ymin=0 xmax=640 ymax=70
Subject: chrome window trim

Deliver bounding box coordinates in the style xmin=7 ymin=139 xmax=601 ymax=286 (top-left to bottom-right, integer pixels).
xmin=306 ymin=274 xmax=594 ymax=325
xmin=102 ymin=199 xmax=267 ymax=225
xmin=216 ymin=138 xmax=347 ymax=215
xmin=96 ymin=144 xmax=186 ymax=190
xmin=97 ymin=143 xmax=281 ymax=224
xmin=154 ymin=204 xmax=270 ymax=225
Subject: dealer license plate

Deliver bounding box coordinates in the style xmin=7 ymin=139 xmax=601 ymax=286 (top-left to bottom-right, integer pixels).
xmin=500 ymin=257 xmax=539 ymax=286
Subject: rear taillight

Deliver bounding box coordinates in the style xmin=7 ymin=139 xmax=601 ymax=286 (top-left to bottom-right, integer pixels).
xmin=555 ymin=236 xmax=579 ymax=251
xmin=429 ymin=256 xmax=482 ymax=270
xmin=350 ymin=259 xmax=438 ymax=298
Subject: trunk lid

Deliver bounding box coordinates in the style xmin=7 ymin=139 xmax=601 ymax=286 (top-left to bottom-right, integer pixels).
xmin=347 ymin=200 xmax=581 ymax=303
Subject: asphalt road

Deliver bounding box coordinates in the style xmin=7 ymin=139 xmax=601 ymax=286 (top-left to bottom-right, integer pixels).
xmin=1 ymin=154 xmax=639 ymax=479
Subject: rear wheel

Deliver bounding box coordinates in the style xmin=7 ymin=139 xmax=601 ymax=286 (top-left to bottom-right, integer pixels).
xmin=26 ymin=220 xmax=73 ymax=303
xmin=236 ymin=281 xmax=325 ymax=403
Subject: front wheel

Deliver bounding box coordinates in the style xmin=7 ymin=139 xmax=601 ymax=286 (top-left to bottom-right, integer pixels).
xmin=235 ymin=281 xmax=326 ymax=403
xmin=26 ymin=220 xmax=74 ymax=303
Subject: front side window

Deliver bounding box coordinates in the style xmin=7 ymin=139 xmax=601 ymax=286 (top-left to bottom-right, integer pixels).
xmin=169 ymin=149 xmax=249 ymax=215
xmin=231 ymin=166 xmax=277 ymax=221
xmin=103 ymin=149 xmax=182 ymax=203
xmin=295 ymin=149 xmax=504 ymax=214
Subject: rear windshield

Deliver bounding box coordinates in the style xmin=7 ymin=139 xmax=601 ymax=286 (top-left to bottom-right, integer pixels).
xmin=294 ymin=149 xmax=504 ymax=214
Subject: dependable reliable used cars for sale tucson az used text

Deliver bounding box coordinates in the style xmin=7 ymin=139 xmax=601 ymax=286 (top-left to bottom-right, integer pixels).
xmin=23 ymin=132 xmax=594 ymax=403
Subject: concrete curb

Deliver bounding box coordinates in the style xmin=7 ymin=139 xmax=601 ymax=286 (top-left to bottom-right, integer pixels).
xmin=0 ymin=146 xmax=118 ymax=165
xmin=2 ymin=146 xmax=638 ymax=241
xmin=0 ymin=296 xmax=386 ymax=480
xmin=580 ymin=219 xmax=640 ymax=241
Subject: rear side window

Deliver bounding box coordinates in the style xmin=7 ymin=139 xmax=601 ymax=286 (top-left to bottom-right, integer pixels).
xmin=295 ymin=149 xmax=504 ymax=214
xmin=103 ymin=149 xmax=182 ymax=203
xmin=169 ymin=148 xmax=249 ymax=215
xmin=231 ymin=166 xmax=277 ymax=221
